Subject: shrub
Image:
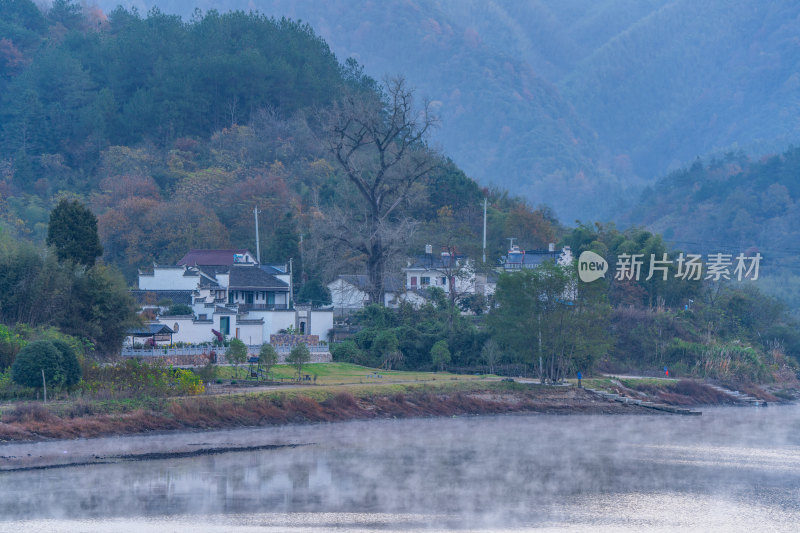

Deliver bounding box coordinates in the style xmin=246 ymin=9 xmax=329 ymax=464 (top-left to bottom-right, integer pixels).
xmin=11 ymin=340 xmax=65 ymax=388
xmin=51 ymin=340 xmax=82 ymax=386
xmin=174 ymin=368 xmax=205 ymax=395
xmin=331 ymin=341 xmax=365 ymax=364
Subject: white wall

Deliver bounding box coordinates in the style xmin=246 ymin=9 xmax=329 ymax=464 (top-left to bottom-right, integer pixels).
xmin=139 ymin=267 xmax=199 ymax=291
xmin=309 ymin=310 xmax=333 ymax=339
xmin=328 ymin=279 xmax=367 ymax=309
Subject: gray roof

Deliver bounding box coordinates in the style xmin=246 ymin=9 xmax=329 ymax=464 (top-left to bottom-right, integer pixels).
xmin=502 ymin=249 xmax=560 ymax=269
xmin=260 ymin=264 xmax=287 ymax=275
xmin=407 ymin=254 xmax=466 ymax=270
xmin=127 ymin=323 xmax=174 ymax=336
xmin=336 ymin=274 xmax=404 ymax=293
xmin=130 ymin=290 xmax=193 ymax=306
xmin=229 ymin=265 xmax=289 ymax=290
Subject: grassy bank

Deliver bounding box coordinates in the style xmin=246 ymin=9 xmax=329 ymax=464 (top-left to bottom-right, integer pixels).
xmin=0 ymin=378 xmax=654 ymax=442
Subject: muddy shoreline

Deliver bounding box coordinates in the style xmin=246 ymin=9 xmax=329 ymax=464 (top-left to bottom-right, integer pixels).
xmin=0 ymin=385 xmax=664 ymax=444
xmin=0 ymin=385 xmax=665 ymax=465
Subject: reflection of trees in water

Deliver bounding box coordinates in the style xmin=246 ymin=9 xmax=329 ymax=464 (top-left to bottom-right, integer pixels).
xmin=3 ymin=413 xmax=800 ymax=523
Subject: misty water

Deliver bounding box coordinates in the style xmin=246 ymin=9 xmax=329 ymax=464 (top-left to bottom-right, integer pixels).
xmin=2 ymin=406 xmax=800 ymax=532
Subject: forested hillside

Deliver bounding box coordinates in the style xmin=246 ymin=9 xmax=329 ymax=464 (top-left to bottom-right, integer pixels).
xmin=623 ymin=146 xmax=800 ymax=312
xmin=0 ymin=0 xmax=559 ymax=284
xmin=97 ymin=0 xmax=800 ymax=224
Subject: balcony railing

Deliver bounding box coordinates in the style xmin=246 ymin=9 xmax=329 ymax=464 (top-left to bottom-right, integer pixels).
xmin=236 ymin=303 xmax=289 ymax=312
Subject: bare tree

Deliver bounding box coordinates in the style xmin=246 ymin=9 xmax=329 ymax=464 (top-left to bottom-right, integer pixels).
xmin=321 ymin=77 xmax=439 ymax=305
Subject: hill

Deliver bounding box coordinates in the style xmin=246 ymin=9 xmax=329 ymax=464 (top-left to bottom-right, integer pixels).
xmin=93 ymin=0 xmax=800 ymax=224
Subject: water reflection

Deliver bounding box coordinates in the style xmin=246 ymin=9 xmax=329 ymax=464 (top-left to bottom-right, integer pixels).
xmin=2 ymin=407 xmax=800 ymax=531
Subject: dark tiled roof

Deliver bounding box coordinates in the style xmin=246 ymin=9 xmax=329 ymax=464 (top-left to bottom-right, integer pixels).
xmin=407 ymin=254 xmax=466 ymax=270
xmin=127 ymin=323 xmax=174 ymax=336
xmin=236 ymin=318 xmax=265 ymax=325
xmin=197 ymin=265 xmax=230 ymax=276
xmin=130 ymin=290 xmax=193 ymax=306
xmin=260 ymin=264 xmax=287 ymax=275
xmin=502 ymin=250 xmax=560 ymax=269
xmin=336 ymin=274 xmax=404 ymax=293
xmin=178 ymin=249 xmax=253 ymax=266
xmin=214 ymin=306 xmax=237 ymax=315
xmin=229 ymin=265 xmax=289 ymax=290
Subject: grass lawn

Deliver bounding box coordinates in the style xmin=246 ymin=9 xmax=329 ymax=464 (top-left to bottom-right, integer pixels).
xmin=216 ymin=362 xmax=490 ymax=386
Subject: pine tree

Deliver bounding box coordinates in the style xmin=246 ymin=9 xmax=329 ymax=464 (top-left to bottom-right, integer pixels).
xmin=46 ymin=199 xmax=103 ymax=267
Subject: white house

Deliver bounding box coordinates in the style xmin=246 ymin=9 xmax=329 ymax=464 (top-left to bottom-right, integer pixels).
xmin=328 ymin=274 xmax=405 ymax=315
xmin=500 ymin=244 xmax=573 ymax=271
xmin=132 ymin=249 xmax=332 ymax=346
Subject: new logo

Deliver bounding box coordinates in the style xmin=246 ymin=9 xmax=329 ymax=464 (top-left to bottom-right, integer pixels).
xmin=578 ymin=251 xmax=608 ymax=283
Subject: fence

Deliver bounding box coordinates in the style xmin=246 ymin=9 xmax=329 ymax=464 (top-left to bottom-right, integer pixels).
xmin=122 ymin=344 xmax=330 ymax=358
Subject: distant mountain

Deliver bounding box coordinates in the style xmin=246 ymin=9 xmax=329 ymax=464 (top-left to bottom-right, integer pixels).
xmin=94 ymin=0 xmax=800 ymax=224
xmin=621 ymin=145 xmax=800 ymax=312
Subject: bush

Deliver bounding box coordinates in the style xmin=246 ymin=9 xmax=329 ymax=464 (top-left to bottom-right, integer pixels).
xmin=174 ymin=368 xmax=205 ymax=395
xmin=162 ymin=304 xmax=193 ymax=316
xmin=331 ymin=341 xmax=364 ymax=363
xmin=11 ymin=340 xmax=67 ymax=388
xmin=50 ymin=339 xmax=82 ymax=386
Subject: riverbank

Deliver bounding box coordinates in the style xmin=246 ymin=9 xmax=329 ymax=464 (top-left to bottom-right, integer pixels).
xmin=0 ymin=381 xmax=659 ymax=445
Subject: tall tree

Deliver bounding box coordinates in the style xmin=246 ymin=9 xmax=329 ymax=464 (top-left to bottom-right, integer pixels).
xmin=322 ymin=77 xmax=438 ymax=304
xmin=489 ymin=263 xmax=611 ymax=383
xmin=47 ymin=199 xmax=103 ymax=267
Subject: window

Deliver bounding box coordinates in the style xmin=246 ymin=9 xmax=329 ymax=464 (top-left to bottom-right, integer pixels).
xmin=199 ymin=314 xmax=207 ymax=320
xmin=220 ymin=316 xmax=230 ymax=335
xmin=173 ymin=322 xmax=179 ymax=333
xmin=421 ymin=277 xmax=430 ymax=286
xmin=441 ymin=277 xmax=447 ymax=285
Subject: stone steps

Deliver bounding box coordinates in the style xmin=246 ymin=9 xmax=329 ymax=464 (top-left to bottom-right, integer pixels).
xmin=583 ymin=387 xmax=702 ymax=416
xmin=705 ymin=384 xmax=767 ymax=407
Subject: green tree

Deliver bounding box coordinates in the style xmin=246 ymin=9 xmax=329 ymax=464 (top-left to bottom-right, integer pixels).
xmin=488 ymin=263 xmax=611 ymax=383
xmin=430 ymin=339 xmax=451 ymax=371
xmin=296 ymin=279 xmax=331 ymax=307
xmin=11 ymin=340 xmax=68 ymax=388
xmin=287 ymin=343 xmax=311 ymax=379
xmin=50 ymin=339 xmax=81 ymax=387
xmin=61 ymin=264 xmax=140 ymax=357
xmin=47 ymin=199 xmax=103 ymax=267
xmin=226 ymin=338 xmax=248 ymax=378
xmin=258 ymin=343 xmax=279 ymax=376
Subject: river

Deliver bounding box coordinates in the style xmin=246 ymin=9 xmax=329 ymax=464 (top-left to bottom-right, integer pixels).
xmin=1 ymin=406 xmax=799 ymax=532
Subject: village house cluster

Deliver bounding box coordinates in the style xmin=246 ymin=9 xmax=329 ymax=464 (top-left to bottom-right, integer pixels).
xmin=127 ymin=244 xmax=572 ymax=351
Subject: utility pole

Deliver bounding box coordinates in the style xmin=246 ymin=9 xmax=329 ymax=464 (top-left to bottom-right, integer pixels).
xmin=288 ymin=258 xmax=294 ymax=308
xmin=482 ymin=197 xmax=487 ymax=264
xmin=254 ymin=207 xmax=261 ymax=264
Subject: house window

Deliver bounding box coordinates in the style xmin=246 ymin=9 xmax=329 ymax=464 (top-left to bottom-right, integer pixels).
xmin=173 ymin=322 xmax=179 ymax=333
xmin=199 ymin=314 xmax=207 ymax=320
xmin=228 ymin=292 xmax=233 ymax=304
xmin=220 ymin=316 xmax=230 ymax=335
xmin=441 ymin=277 xmax=447 ymax=285
xmin=246 ymin=292 xmax=254 ymax=304
xmin=421 ymin=277 xmax=430 ymax=286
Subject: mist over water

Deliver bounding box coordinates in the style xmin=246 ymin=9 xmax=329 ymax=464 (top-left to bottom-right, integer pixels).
xmin=2 ymin=407 xmax=800 ymax=532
